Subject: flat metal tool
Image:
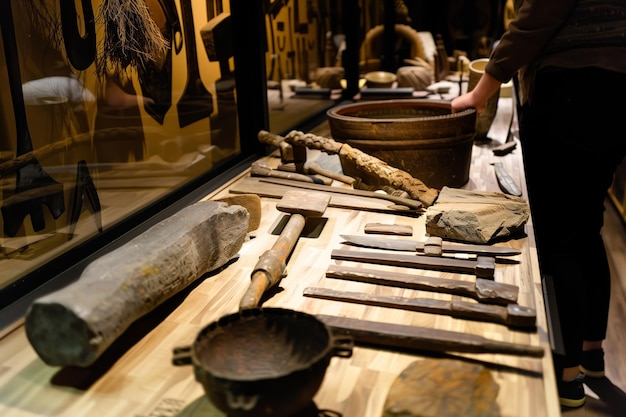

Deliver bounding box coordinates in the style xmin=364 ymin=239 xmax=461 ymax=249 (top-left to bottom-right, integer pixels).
xmin=492 ymin=162 xmax=522 ymax=196
xmin=340 ymin=234 xmax=521 ymax=256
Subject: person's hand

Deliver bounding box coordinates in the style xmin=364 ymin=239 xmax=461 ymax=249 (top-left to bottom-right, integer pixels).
xmin=451 ymin=91 xmax=485 ymax=114
xmin=451 ymin=71 xmax=502 ymax=114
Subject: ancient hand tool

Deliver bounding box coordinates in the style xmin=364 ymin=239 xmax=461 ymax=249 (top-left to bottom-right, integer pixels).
xmin=316 ymin=314 xmax=544 ymax=358
xmin=325 ymin=264 xmax=518 ymax=305
xmin=67 ymin=160 xmax=103 ymax=240
xmin=251 ymin=162 xmax=332 ymax=185
xmin=304 ymin=287 xmax=536 ymax=329
xmin=229 ymin=177 xmax=421 ymax=216
xmin=177 ymin=0 xmax=214 ymax=127
xmin=340 ymin=234 xmax=521 ymax=256
xmin=278 ymin=161 xmax=356 ymax=185
xmin=331 ymin=249 xmax=496 ymax=279
xmin=257 ymin=130 xmax=439 ymax=207
xmin=239 ymin=190 xmax=330 ymax=310
xmin=1 ymin=3 xmax=65 ymax=236
xmin=491 ymin=162 xmax=522 ymax=197
xmin=259 ymin=177 xmax=423 ymax=210
xmin=257 ymin=128 xmax=307 ymax=165
xmin=25 ymin=201 xmax=249 ymax=367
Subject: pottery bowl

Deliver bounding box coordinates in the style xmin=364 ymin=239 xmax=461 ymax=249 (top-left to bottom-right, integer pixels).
xmin=364 ymin=71 xmax=397 ymax=88
xmin=173 ymin=308 xmax=353 ymax=417
xmin=326 ymin=99 xmax=477 ymax=188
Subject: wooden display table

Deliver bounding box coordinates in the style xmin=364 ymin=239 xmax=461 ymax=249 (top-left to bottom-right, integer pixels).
xmin=0 ymin=97 xmax=561 ymax=417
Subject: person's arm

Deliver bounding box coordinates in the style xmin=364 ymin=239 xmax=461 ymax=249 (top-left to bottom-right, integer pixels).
xmin=487 ymin=0 xmax=578 ymax=82
xmin=451 ymin=72 xmax=501 ymax=114
xmin=451 ymin=0 xmax=578 ymax=113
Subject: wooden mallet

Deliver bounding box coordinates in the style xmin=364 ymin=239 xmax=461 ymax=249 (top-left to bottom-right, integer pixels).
xmin=239 ymin=190 xmax=330 ymax=309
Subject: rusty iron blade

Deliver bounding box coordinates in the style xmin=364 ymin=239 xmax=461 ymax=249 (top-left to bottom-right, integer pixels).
xmin=340 ymin=234 xmax=521 ymax=256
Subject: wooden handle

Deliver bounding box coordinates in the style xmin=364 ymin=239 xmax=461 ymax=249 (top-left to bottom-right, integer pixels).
xmin=316 ymin=314 xmax=544 ymax=358
xmin=239 ymin=214 xmax=306 ymax=309
xmin=306 ymin=161 xmax=356 ymax=185
xmin=239 ymin=270 xmax=274 ymax=310
xmin=251 ymin=162 xmax=332 ymax=185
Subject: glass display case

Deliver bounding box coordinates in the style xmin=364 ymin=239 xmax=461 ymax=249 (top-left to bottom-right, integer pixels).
xmin=0 ymin=0 xmax=505 ymax=328
xmin=0 ymin=0 xmax=258 ymax=319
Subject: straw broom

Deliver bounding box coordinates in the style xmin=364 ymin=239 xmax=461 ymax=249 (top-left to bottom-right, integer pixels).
xmin=96 ymin=0 xmax=169 ymax=77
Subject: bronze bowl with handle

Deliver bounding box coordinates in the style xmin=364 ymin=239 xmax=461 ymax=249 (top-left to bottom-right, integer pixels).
xmin=173 ymin=308 xmax=353 ymax=417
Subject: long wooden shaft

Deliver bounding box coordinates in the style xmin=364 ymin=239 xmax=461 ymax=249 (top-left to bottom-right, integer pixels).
xmin=316 ymin=314 xmax=544 ymax=358
xmin=303 ymin=287 xmax=536 ymax=328
xmin=239 ymin=213 xmax=306 ymax=309
xmin=325 ymin=264 xmax=518 ymax=305
xmin=251 ymin=162 xmax=332 ymax=185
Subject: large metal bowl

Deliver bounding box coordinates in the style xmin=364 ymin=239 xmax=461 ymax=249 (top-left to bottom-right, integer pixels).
xmin=173 ymin=308 xmax=353 ymax=417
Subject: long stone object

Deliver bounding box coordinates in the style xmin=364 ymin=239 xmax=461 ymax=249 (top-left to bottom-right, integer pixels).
xmin=25 ymin=201 xmax=249 ymax=367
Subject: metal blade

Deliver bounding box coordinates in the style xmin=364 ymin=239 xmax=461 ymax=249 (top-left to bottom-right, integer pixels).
xmin=340 ymin=234 xmax=521 ymax=256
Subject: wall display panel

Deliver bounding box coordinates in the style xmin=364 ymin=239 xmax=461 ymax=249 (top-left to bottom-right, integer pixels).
xmin=0 ymin=0 xmax=246 ymax=306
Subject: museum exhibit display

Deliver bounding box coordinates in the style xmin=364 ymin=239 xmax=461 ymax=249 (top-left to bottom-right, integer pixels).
xmin=1 ymin=2 xmax=625 ymax=417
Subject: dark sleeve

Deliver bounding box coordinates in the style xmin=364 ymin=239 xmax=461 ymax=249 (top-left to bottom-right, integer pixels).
xmin=485 ymin=0 xmax=578 ymax=82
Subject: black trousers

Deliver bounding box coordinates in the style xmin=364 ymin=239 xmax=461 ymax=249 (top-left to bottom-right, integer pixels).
xmin=518 ymin=67 xmax=626 ymax=370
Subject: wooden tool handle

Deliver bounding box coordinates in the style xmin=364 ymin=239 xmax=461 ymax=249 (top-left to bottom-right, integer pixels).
xmin=239 ymin=213 xmax=306 ymax=309
xmin=239 ymin=270 xmax=275 ymax=310
xmin=450 ymin=300 xmax=536 ymax=328
xmin=306 ymin=161 xmax=356 ymax=185
xmin=251 ymin=162 xmax=331 ymax=185
xmin=316 ymin=314 xmax=544 ymax=358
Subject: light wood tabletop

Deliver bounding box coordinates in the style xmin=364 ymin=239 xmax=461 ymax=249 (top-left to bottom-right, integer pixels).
xmin=0 ymin=97 xmax=561 ymax=417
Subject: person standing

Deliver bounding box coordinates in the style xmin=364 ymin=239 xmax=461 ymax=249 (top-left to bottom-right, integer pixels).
xmin=451 ymin=0 xmax=626 ymax=408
